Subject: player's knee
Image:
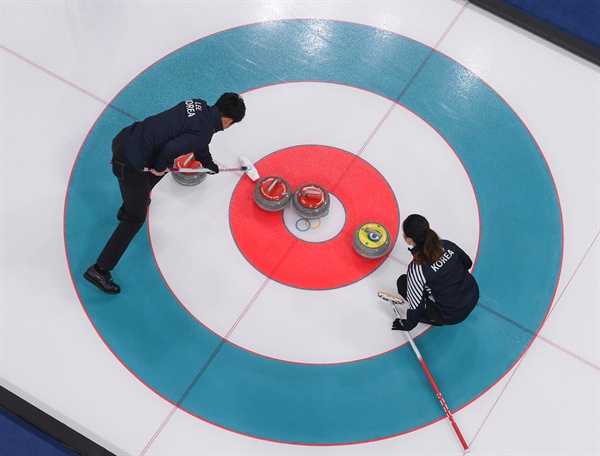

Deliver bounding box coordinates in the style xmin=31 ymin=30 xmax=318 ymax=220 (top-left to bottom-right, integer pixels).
xmin=396 ymin=274 xmax=407 ymax=295
xmin=118 ymin=208 xmax=147 ymax=226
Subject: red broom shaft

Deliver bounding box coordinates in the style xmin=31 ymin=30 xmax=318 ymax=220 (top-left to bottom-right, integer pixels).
xmin=406 ymin=331 xmax=470 ymax=452
xmin=417 ymin=357 xmax=470 ymax=451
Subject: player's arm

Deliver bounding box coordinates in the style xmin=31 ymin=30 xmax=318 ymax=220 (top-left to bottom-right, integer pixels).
xmin=397 ymin=264 xmax=427 ymax=330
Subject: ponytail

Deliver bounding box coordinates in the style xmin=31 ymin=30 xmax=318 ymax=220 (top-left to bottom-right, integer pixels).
xmin=421 ymin=228 xmax=443 ymax=264
xmin=402 ymin=214 xmax=443 ymax=265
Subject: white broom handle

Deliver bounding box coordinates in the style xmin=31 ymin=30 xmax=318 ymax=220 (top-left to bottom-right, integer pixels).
xmin=142 ymin=166 xmax=247 ymax=173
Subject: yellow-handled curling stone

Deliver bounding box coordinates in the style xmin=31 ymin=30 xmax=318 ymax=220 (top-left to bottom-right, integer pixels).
xmin=353 ymin=222 xmax=391 ymax=258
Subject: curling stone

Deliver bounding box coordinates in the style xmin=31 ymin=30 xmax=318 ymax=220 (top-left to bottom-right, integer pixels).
xmin=254 ymin=176 xmax=292 ymax=211
xmin=353 ymin=222 xmax=391 ymax=259
xmin=292 ymin=183 xmax=330 ymax=219
xmin=171 ymin=152 xmax=207 ymax=186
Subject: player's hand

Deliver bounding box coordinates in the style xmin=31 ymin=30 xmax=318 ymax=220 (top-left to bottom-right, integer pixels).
xmin=150 ymin=169 xmax=167 ymax=177
xmin=205 ymin=163 xmax=219 ymax=175
xmin=391 ymin=318 xmax=404 ymax=330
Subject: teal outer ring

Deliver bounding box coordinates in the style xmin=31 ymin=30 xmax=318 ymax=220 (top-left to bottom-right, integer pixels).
xmin=65 ymin=20 xmax=562 ymax=444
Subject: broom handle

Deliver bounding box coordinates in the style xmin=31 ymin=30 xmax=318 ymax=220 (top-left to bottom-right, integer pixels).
xmin=391 ymin=303 xmax=470 ymax=452
xmin=141 ymin=166 xmax=247 ymax=173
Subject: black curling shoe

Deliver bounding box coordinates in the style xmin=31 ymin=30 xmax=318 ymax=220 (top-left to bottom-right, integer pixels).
xmin=84 ymin=266 xmax=121 ymax=294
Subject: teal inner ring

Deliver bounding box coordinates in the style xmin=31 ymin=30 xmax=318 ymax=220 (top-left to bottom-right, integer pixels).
xmin=65 ymin=20 xmax=562 ymax=444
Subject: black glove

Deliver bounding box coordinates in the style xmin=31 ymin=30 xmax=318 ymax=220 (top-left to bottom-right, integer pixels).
xmin=203 ymin=161 xmax=219 ymax=175
xmin=391 ymin=318 xmax=404 ymax=330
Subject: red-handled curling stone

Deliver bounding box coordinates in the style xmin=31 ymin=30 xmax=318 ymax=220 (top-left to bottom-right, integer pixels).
xmin=292 ymin=183 xmax=330 ymax=219
xmin=171 ymin=152 xmax=207 ymax=186
xmin=254 ymin=176 xmax=292 ymax=211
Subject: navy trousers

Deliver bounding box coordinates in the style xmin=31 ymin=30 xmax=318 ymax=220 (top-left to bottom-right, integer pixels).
xmin=96 ymin=132 xmax=164 ymax=271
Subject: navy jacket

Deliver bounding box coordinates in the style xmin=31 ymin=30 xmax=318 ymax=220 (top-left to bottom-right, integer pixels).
xmin=403 ymin=240 xmax=479 ymax=329
xmin=117 ymin=99 xmax=223 ymax=172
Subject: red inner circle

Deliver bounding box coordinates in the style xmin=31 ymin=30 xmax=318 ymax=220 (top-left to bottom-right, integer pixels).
xmin=230 ymin=145 xmax=399 ymax=290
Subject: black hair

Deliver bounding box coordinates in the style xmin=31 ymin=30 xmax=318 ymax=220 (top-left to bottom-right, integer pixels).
xmin=215 ymin=92 xmax=246 ymax=123
xmin=402 ymin=214 xmax=443 ymax=265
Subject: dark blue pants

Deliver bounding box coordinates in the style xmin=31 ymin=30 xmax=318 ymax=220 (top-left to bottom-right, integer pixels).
xmin=96 ymin=133 xmax=164 ymax=271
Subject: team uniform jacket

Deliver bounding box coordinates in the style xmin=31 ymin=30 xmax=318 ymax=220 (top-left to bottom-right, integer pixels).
xmin=402 ymin=240 xmax=479 ymax=330
xmin=117 ymin=99 xmax=223 ymax=172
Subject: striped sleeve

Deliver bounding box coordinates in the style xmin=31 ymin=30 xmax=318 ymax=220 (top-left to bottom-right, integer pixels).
xmin=406 ymin=263 xmax=426 ymax=309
